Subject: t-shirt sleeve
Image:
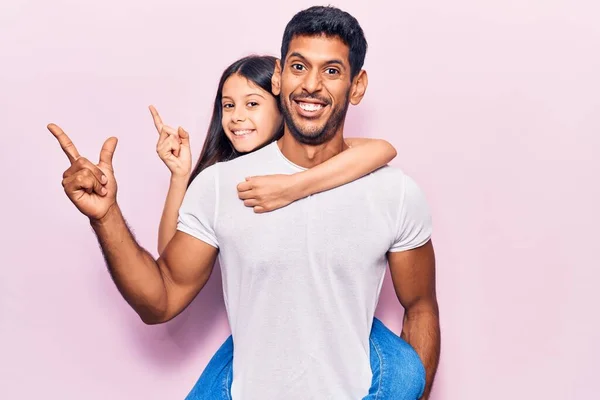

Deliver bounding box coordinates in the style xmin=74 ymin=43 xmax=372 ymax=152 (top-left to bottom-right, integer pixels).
xmin=176 ymin=164 xmax=219 ymax=249
xmin=389 ymin=174 xmax=433 ymax=252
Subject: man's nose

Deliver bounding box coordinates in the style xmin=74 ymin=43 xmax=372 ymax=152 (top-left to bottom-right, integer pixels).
xmin=302 ymin=69 xmax=323 ymax=94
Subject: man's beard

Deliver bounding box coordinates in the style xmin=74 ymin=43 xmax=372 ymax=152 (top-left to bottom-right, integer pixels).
xmin=280 ymin=90 xmax=350 ymax=145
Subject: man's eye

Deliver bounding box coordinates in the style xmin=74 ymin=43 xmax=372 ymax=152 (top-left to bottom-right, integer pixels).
xmin=326 ymin=68 xmax=339 ymax=75
xmin=291 ymin=64 xmax=305 ymax=71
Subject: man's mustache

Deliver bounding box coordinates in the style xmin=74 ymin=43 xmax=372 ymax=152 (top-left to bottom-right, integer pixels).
xmin=290 ymin=93 xmax=331 ymax=105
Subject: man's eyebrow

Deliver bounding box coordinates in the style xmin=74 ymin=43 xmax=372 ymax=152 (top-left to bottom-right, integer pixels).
xmin=288 ymin=52 xmax=345 ymax=68
xmin=323 ymin=59 xmax=345 ymax=67
xmin=288 ymin=52 xmax=309 ymax=63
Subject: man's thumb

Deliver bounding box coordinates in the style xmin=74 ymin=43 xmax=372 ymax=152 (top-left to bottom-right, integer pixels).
xmin=99 ymin=137 xmax=118 ymax=168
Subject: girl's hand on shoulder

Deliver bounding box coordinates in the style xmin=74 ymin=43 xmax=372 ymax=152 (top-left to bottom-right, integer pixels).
xmin=236 ymin=174 xmax=298 ymax=213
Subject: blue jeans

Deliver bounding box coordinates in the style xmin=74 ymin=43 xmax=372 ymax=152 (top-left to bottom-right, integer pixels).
xmin=185 ymin=318 xmax=425 ymax=399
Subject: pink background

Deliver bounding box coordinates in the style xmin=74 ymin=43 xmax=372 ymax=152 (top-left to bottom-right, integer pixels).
xmin=2 ymin=0 xmax=599 ymax=399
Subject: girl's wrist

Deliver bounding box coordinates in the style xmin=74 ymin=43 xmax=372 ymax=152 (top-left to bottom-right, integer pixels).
xmin=170 ymin=173 xmax=190 ymax=185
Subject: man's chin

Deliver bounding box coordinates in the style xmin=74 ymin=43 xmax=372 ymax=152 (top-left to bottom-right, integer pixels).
xmin=282 ymin=106 xmax=335 ymax=145
xmin=295 ymin=129 xmax=325 ymax=139
xmin=288 ymin=125 xmax=331 ymax=145
xmin=289 ymin=118 xmax=326 ymax=137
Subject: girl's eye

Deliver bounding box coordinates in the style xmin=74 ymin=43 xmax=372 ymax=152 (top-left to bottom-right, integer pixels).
xmin=223 ymin=103 xmax=234 ymax=109
xmin=248 ymin=102 xmax=259 ymax=107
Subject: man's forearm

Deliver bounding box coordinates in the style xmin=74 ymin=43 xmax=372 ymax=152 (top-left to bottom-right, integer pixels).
xmin=402 ymin=307 xmax=441 ymax=400
xmin=90 ymin=204 xmax=168 ymax=323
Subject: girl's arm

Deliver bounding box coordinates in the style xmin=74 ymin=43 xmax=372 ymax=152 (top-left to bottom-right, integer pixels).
xmin=149 ymin=105 xmax=193 ymax=254
xmin=237 ymin=138 xmax=397 ymax=212
xmin=295 ymin=137 xmax=397 ymax=198
xmin=157 ymin=176 xmax=189 ymax=254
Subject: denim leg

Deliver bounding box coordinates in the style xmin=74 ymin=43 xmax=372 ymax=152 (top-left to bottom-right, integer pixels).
xmin=185 ymin=319 xmax=425 ymax=400
xmin=364 ymin=318 xmax=426 ymax=400
xmin=185 ymin=335 xmax=233 ymax=400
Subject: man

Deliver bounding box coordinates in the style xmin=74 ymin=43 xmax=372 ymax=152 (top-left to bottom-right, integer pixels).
xmin=49 ymin=6 xmax=440 ymax=399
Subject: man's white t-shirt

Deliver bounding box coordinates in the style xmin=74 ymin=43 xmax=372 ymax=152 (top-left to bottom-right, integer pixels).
xmin=177 ymin=142 xmax=432 ymax=400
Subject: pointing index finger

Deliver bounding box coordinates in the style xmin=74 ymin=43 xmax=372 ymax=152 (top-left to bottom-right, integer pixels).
xmin=148 ymin=105 xmax=163 ymax=133
xmin=47 ymin=123 xmax=80 ymax=164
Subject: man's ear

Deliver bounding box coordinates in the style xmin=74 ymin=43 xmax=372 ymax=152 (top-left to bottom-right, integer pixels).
xmin=349 ymin=69 xmax=368 ymax=105
xmin=272 ymin=59 xmax=282 ymax=96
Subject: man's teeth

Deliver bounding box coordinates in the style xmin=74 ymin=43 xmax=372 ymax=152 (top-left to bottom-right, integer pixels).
xmin=298 ymin=102 xmax=324 ymax=111
xmin=233 ymin=130 xmax=254 ymax=136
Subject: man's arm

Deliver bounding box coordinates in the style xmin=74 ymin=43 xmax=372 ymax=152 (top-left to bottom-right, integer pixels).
xmin=91 ymin=204 xmax=218 ymax=324
xmin=388 ymin=239 xmax=440 ymax=400
xmin=47 ymin=123 xmax=217 ymax=325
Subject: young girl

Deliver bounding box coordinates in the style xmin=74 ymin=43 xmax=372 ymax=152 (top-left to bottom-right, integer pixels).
xmin=151 ymin=55 xmax=425 ymax=399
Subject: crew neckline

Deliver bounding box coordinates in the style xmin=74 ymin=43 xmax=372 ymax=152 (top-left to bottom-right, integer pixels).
xmin=270 ymin=141 xmax=308 ymax=172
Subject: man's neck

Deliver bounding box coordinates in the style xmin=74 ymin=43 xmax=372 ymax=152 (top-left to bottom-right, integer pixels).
xmin=277 ymin=129 xmax=349 ymax=169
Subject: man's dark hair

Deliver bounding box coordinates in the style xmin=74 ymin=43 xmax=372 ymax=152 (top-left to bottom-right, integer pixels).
xmin=280 ymin=6 xmax=368 ymax=79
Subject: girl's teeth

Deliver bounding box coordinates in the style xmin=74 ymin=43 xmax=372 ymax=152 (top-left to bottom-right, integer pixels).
xmin=234 ymin=130 xmax=253 ymax=136
xmin=299 ymin=102 xmax=323 ymax=111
